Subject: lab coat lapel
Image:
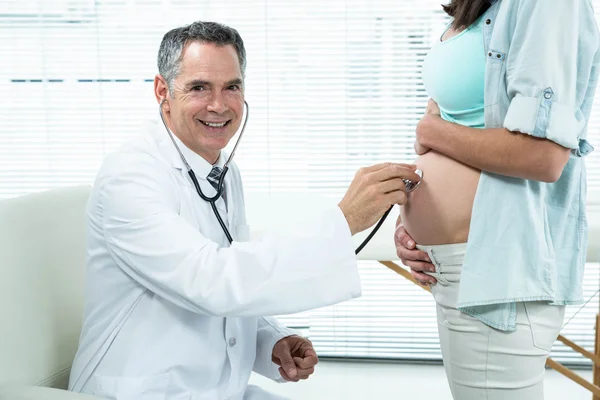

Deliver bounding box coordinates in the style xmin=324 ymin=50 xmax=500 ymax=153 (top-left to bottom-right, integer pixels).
xmin=225 ymin=171 xmax=236 ymax=239
xmin=146 ymin=116 xmax=233 ymax=240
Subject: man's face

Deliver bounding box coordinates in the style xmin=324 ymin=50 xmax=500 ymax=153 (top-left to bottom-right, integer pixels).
xmin=162 ymin=41 xmax=245 ymax=164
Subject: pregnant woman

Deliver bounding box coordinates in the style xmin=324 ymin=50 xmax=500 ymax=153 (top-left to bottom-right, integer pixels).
xmin=395 ymin=0 xmax=600 ymax=398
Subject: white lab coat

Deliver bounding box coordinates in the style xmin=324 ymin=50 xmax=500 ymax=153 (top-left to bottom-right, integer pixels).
xmin=68 ymin=117 xmax=362 ymax=400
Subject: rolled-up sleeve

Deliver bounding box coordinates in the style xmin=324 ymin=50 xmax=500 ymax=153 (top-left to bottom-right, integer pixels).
xmin=503 ymin=0 xmax=599 ymax=152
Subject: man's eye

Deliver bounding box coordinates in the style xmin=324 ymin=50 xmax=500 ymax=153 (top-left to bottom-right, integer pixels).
xmin=191 ymin=86 xmax=205 ymax=91
xmin=228 ymin=85 xmax=240 ymax=91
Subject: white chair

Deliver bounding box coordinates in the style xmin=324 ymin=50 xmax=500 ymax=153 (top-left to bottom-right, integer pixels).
xmin=0 ymin=186 xmax=101 ymax=400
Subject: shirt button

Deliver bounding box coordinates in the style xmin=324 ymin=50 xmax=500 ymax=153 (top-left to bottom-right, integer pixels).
xmin=229 ymin=337 xmax=237 ymax=347
xmin=486 ymin=19 xmax=491 ymax=25
xmin=544 ymin=92 xmax=553 ymax=99
xmin=488 ymin=52 xmax=492 ymax=57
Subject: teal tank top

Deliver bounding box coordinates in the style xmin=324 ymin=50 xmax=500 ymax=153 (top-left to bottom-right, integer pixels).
xmin=422 ymin=15 xmax=486 ymax=128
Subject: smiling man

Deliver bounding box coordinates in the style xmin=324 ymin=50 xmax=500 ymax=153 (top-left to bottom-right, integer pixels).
xmin=157 ymin=35 xmax=244 ymax=164
xmin=68 ymin=21 xmax=420 ymax=400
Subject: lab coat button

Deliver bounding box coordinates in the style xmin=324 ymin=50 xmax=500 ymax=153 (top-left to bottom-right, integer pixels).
xmin=229 ymin=337 xmax=237 ymax=347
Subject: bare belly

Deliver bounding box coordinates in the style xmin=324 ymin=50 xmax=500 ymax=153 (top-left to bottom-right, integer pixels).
xmin=400 ymin=151 xmax=480 ymax=245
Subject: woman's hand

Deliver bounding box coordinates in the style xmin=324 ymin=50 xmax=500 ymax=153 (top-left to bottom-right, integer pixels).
xmin=425 ymin=98 xmax=441 ymax=116
xmin=414 ymin=99 xmax=441 ymax=156
xmin=414 ymin=140 xmax=430 ymax=155
xmin=394 ymin=218 xmax=436 ymax=286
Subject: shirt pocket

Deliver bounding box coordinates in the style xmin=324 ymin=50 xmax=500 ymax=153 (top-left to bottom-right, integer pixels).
xmin=484 ymin=49 xmax=506 ymax=109
xmin=88 ymin=371 xmax=190 ymax=400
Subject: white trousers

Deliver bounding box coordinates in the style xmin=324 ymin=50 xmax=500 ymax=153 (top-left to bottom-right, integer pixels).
xmin=418 ymin=243 xmax=565 ymax=400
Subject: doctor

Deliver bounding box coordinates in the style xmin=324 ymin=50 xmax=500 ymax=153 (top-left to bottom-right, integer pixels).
xmin=69 ymin=21 xmax=420 ymax=400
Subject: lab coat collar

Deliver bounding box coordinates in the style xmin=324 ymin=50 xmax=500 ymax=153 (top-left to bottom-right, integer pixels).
xmin=145 ymin=116 xmax=232 ymax=227
xmin=145 ymin=115 xmax=228 ymax=178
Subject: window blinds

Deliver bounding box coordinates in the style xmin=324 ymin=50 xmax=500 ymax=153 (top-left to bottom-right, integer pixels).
xmin=1 ymin=0 xmax=599 ymax=366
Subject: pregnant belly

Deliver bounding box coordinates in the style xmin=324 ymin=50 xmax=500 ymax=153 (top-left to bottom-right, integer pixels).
xmin=400 ymin=151 xmax=481 ymax=245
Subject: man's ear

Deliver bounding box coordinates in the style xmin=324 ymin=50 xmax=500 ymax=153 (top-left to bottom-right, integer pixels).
xmin=154 ymin=74 xmax=171 ymax=110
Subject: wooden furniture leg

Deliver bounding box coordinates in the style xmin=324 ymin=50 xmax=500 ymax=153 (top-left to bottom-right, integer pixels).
xmin=594 ymin=314 xmax=600 ymax=400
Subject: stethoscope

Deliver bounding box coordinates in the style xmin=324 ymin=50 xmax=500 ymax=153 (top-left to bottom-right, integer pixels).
xmin=159 ymin=98 xmax=422 ymax=253
xmin=159 ymin=98 xmax=249 ymax=244
xmin=353 ymin=169 xmax=422 ymax=254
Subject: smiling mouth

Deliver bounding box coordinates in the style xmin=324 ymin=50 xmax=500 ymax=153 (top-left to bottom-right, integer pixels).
xmin=199 ymin=120 xmax=230 ymax=128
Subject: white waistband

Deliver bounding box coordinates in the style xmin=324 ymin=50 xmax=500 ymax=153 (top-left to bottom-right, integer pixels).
xmin=416 ymin=242 xmax=467 ymax=265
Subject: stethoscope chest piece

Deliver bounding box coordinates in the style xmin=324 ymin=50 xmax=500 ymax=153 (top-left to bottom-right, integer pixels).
xmin=404 ymin=169 xmax=423 ymax=193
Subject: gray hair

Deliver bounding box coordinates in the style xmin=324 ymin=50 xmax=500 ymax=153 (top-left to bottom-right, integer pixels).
xmin=157 ymin=21 xmax=246 ymax=93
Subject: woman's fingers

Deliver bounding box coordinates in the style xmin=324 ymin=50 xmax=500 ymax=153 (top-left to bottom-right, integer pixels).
xmin=411 ymin=270 xmax=437 ymax=286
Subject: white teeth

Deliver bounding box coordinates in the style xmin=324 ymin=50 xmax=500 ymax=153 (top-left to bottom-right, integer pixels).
xmin=201 ymin=121 xmax=227 ymax=128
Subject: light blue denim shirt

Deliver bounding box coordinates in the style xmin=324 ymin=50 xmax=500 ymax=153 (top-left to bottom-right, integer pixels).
xmin=458 ymin=0 xmax=600 ymax=331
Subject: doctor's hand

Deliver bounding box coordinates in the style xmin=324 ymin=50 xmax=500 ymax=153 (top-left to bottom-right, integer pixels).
xmin=394 ymin=219 xmax=436 ymax=286
xmin=272 ymin=335 xmax=318 ymax=382
xmin=339 ymin=163 xmax=421 ymax=235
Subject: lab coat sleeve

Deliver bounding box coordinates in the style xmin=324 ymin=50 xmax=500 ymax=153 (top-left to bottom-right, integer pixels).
xmin=100 ymin=154 xmax=361 ymax=317
xmin=253 ymin=317 xmax=299 ymax=382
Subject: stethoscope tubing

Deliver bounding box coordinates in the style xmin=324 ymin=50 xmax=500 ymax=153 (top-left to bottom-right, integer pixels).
xmin=159 ymin=99 xmax=250 ymax=244
xmin=159 ymin=98 xmax=422 ymax=254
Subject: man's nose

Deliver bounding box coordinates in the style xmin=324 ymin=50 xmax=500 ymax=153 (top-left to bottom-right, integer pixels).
xmin=206 ymin=92 xmax=228 ymax=114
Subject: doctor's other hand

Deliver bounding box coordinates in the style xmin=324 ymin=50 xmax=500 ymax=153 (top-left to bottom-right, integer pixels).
xmin=338 ymin=163 xmax=420 ymax=236
xmin=394 ymin=221 xmax=436 ymax=286
xmin=272 ymin=335 xmax=318 ymax=382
